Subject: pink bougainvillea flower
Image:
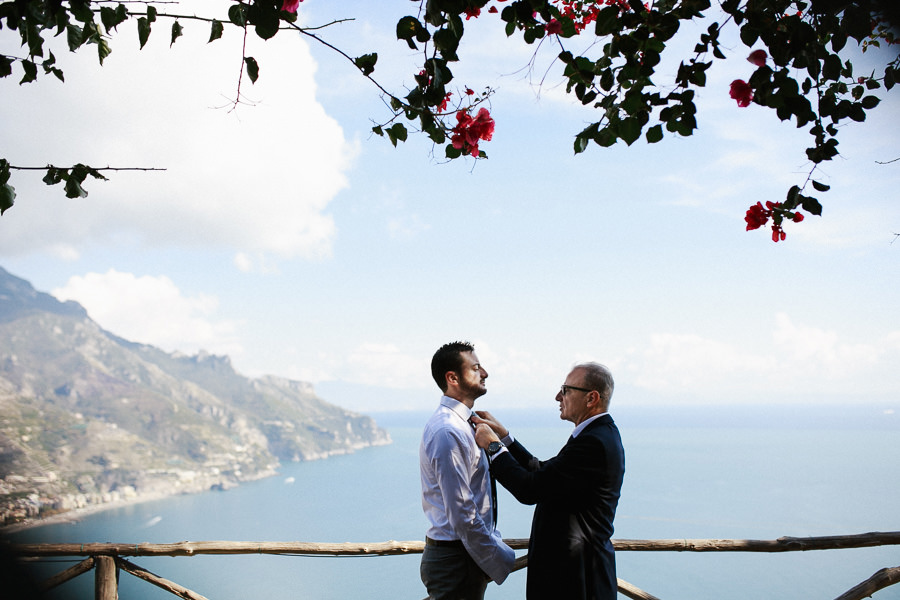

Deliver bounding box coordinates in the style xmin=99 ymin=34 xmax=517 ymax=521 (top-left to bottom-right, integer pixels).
xmin=465 ymin=87 xmax=475 ymax=96
xmin=546 ymin=19 xmax=562 ymax=35
xmin=792 ymin=212 xmax=804 ymax=223
xmin=451 ymin=107 xmax=495 ymax=157
xmin=464 ymin=7 xmax=481 ymax=19
xmin=729 ymin=79 xmax=754 ymax=107
xmin=747 ymin=49 xmax=767 ymax=66
xmin=281 ymin=0 xmax=302 ymax=14
xmin=468 ymin=108 xmax=495 ymax=143
xmin=488 ymin=6 xmax=498 ymax=13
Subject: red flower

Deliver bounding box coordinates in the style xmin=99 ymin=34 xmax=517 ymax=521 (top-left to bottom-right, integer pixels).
xmin=747 ymin=49 xmax=767 ymax=66
xmin=281 ymin=0 xmax=302 ymax=14
xmin=744 ymin=202 xmax=769 ymax=231
xmin=792 ymin=212 xmax=804 ymax=223
xmin=439 ymin=92 xmax=452 ymax=112
xmin=729 ymin=79 xmax=754 ymax=107
xmin=451 ymin=107 xmax=495 ymax=157
xmin=464 ymin=7 xmax=481 ymax=19
xmin=546 ymin=19 xmax=562 ymax=35
xmin=465 ymin=87 xmax=475 ymax=96
xmin=771 ymin=224 xmax=786 ymax=242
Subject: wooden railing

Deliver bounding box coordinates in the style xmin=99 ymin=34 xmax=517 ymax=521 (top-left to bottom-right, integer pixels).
xmin=6 ymin=531 xmax=900 ymax=600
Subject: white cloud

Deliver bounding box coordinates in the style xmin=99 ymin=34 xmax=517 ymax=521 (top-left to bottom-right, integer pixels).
xmin=625 ymin=332 xmax=775 ymax=393
xmin=0 ymin=9 xmax=356 ymax=260
xmin=620 ymin=314 xmax=900 ymax=401
xmin=387 ymin=214 xmax=431 ymax=240
xmin=52 ymin=270 xmax=243 ymax=359
xmin=344 ymin=342 xmax=429 ymax=389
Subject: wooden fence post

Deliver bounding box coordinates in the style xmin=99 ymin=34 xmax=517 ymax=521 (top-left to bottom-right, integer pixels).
xmin=94 ymin=555 xmax=117 ymax=600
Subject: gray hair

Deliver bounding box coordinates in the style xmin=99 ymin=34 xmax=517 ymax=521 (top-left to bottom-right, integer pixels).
xmin=575 ymin=362 xmax=614 ymax=405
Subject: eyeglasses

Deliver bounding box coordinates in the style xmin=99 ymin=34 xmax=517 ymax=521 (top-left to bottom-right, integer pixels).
xmin=559 ymin=384 xmax=593 ymax=396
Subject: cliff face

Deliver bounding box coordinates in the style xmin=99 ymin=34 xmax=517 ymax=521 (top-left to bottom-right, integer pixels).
xmin=0 ymin=267 xmax=390 ymax=525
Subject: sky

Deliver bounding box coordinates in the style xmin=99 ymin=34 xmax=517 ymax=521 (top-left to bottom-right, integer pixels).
xmin=1 ymin=1 xmax=899 ymax=415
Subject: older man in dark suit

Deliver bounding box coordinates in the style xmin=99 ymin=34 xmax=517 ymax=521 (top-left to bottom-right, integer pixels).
xmin=473 ymin=362 xmax=625 ymax=600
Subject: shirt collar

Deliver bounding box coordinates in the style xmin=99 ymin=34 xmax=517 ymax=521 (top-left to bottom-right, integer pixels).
xmin=572 ymin=412 xmax=607 ymax=438
xmin=440 ymin=395 xmax=473 ymax=422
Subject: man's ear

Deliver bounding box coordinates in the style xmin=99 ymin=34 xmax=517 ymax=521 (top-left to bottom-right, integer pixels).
xmin=445 ymin=370 xmax=458 ymax=388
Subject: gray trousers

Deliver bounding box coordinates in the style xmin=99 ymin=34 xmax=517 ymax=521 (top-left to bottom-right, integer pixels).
xmin=420 ymin=543 xmax=489 ymax=600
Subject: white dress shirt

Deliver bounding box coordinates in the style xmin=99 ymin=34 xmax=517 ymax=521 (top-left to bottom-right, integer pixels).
xmin=572 ymin=412 xmax=608 ymax=438
xmin=420 ymin=395 xmax=515 ymax=584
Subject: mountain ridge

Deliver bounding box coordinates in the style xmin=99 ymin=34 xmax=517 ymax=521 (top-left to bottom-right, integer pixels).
xmin=0 ymin=266 xmax=390 ymax=527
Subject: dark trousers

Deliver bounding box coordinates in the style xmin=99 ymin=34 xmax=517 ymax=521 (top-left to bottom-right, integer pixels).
xmin=420 ymin=542 xmax=489 ymax=600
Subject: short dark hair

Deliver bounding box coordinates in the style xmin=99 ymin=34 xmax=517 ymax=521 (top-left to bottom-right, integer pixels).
xmin=578 ymin=362 xmax=615 ymax=405
xmin=431 ymin=341 xmax=475 ymax=392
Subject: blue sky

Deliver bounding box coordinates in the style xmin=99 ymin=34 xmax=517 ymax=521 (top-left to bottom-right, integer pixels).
xmin=2 ymin=1 xmax=898 ymax=414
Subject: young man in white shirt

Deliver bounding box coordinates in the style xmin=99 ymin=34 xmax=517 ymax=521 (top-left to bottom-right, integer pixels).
xmin=419 ymin=341 xmax=515 ymax=599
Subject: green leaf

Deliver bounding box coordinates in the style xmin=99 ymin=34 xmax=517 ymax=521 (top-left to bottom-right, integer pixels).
xmin=387 ymin=123 xmax=408 ymax=147
xmin=445 ymin=144 xmax=462 ymax=159
xmin=645 ymin=124 xmax=663 ymax=143
xmin=811 ymin=180 xmax=830 ymax=192
xmin=244 ymin=57 xmax=259 ymax=83
xmin=100 ymin=4 xmax=129 ymax=33
xmin=0 ymin=55 xmax=12 ymax=78
xmin=860 ymin=95 xmax=880 ymax=110
xmin=96 ymin=37 xmax=111 ymax=65
xmin=254 ymin=8 xmax=280 ymax=40
xmin=371 ymin=125 xmax=384 ymax=137
xmin=396 ymin=16 xmax=425 ymax=50
xmin=618 ymin=117 xmax=641 ymax=146
xmin=427 ymin=127 xmax=446 ymax=144
xmin=209 ymin=20 xmax=224 ymax=43
xmin=170 ymin=21 xmax=183 ymax=47
xmin=354 ymin=53 xmax=378 ymax=76
xmin=228 ymin=4 xmax=247 ymax=27
xmin=67 ymin=24 xmax=85 ymax=51
xmin=574 ymin=135 xmax=589 ymax=154
xmin=594 ymin=127 xmax=617 ymax=148
xmin=0 ymin=160 xmax=14 ymax=215
xmin=137 ymin=17 xmax=152 ymax=49
xmin=0 ymin=182 xmax=14 ymax=215
xmin=42 ymin=166 xmax=66 ymax=186
xmin=433 ymin=27 xmax=460 ymax=61
xmin=594 ymin=6 xmax=620 ymax=36
xmin=64 ymin=177 xmax=88 ymax=199
xmin=800 ymin=195 xmax=823 ymax=216
xmin=19 ymin=60 xmax=37 ymax=85
xmin=822 ymin=54 xmax=841 ymax=81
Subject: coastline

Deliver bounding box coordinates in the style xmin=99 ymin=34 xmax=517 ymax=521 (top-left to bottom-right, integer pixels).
xmin=1 ymin=438 xmax=393 ymax=536
xmin=1 ymin=489 xmax=176 ymax=534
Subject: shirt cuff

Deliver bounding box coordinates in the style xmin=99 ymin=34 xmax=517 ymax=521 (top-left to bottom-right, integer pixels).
xmin=488 ymin=446 xmax=509 ymax=462
xmin=501 ymin=433 xmax=514 ymax=445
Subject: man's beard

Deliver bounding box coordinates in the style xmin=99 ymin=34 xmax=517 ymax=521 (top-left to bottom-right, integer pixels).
xmin=460 ymin=378 xmax=486 ymax=400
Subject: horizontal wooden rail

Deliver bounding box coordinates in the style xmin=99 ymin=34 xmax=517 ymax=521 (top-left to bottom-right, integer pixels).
xmin=611 ymin=531 xmax=900 ymax=552
xmin=5 ymin=532 xmax=898 ymax=600
xmin=8 ymin=531 xmax=899 ymax=558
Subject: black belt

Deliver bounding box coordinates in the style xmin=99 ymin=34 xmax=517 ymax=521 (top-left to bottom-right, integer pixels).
xmin=425 ymin=537 xmax=464 ymax=548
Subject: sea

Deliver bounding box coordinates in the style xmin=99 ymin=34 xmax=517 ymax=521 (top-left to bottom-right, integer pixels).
xmin=6 ymin=404 xmax=900 ymax=600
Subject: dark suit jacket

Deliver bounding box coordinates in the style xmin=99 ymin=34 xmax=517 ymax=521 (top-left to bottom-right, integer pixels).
xmin=490 ymin=414 xmax=625 ymax=600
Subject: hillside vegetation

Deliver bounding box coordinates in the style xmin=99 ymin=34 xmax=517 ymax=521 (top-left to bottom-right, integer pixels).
xmin=0 ymin=267 xmax=390 ymax=526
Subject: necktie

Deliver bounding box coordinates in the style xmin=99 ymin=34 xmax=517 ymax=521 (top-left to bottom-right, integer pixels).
xmin=469 ymin=417 xmax=499 ymax=529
